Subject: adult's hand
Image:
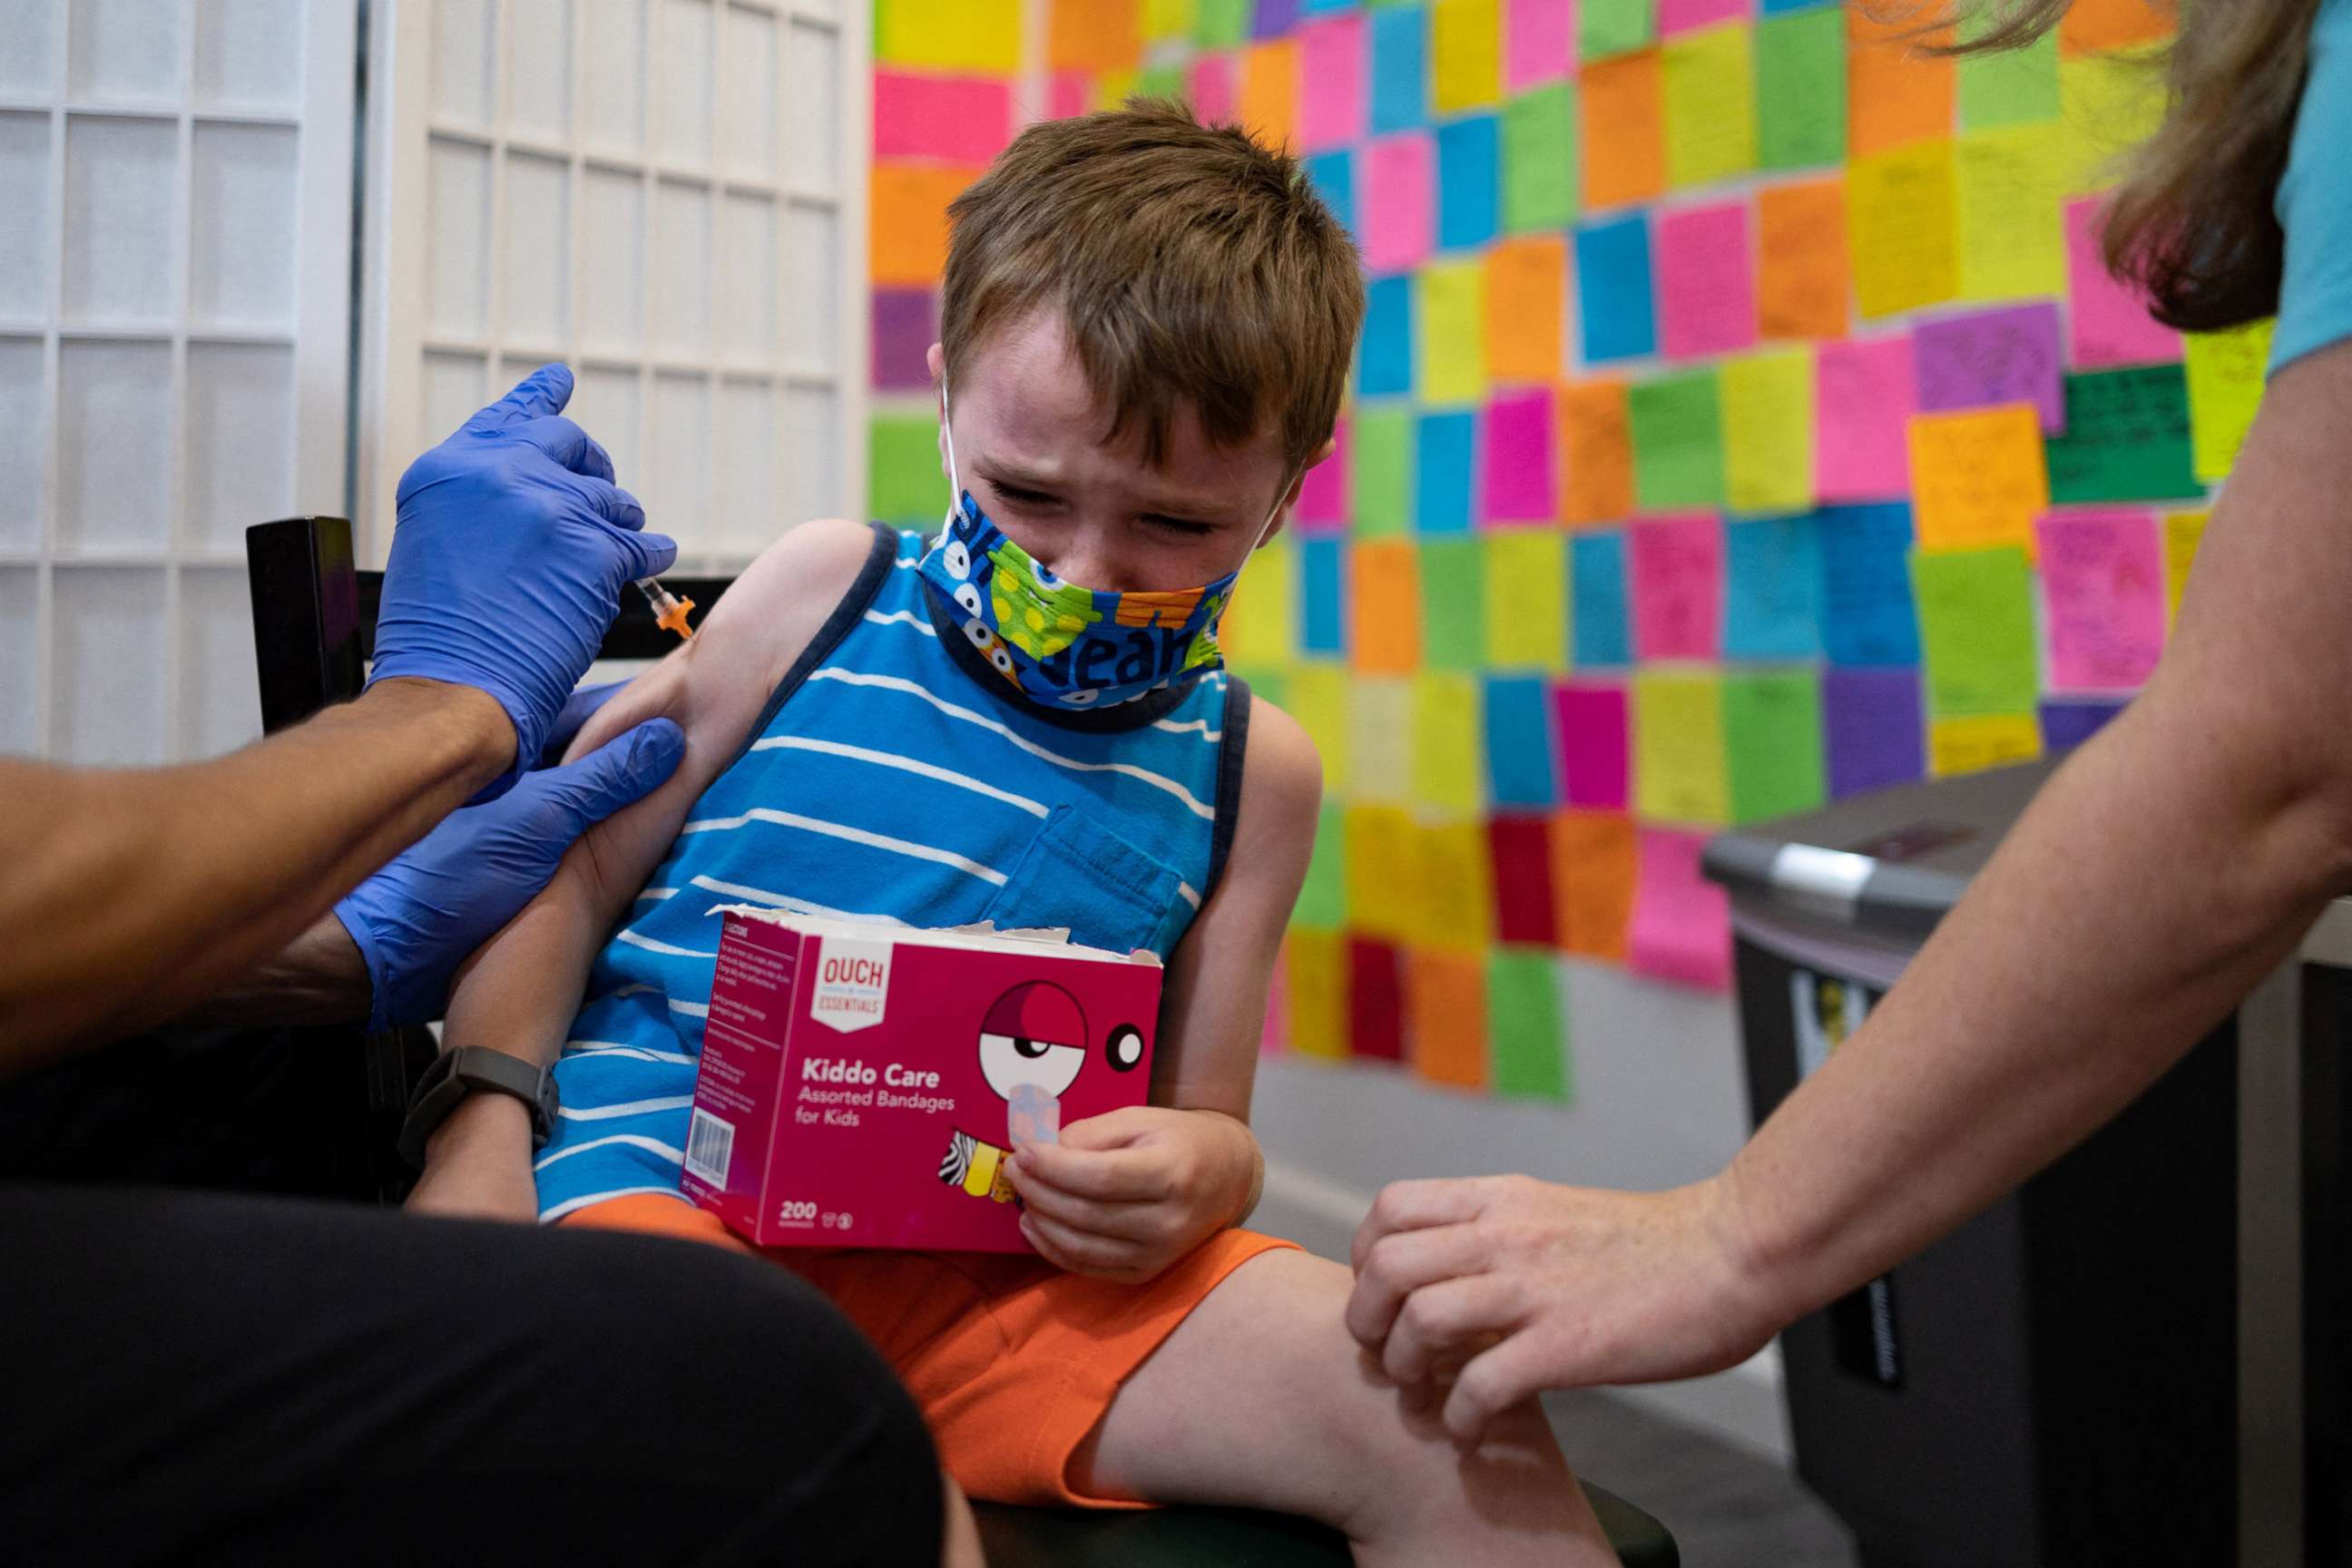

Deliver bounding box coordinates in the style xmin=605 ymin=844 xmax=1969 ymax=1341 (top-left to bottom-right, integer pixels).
xmin=1344 ymin=1173 xmax=1781 ymax=1444
xmin=332 ymin=714 xmax=685 ymax=1031
xmin=368 ymin=364 xmax=675 ymax=796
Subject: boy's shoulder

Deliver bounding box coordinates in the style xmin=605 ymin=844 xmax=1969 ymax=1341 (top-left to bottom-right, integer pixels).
xmin=1229 ymin=692 xmax=1322 ymax=861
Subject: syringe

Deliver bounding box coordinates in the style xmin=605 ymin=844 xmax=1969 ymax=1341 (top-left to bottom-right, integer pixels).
xmin=636 ymin=577 xmax=696 ymax=642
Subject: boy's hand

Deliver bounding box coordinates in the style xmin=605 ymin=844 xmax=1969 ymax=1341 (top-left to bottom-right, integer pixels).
xmin=1004 ymin=1106 xmax=1259 ymax=1284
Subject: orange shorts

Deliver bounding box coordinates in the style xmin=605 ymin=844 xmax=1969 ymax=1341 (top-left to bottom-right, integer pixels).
xmin=563 ymin=1195 xmax=1298 ymax=1507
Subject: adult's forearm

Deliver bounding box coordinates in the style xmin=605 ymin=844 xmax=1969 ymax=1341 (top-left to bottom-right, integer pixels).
xmin=0 ymin=679 xmax=511 ymax=1067
xmin=172 ymin=913 xmax=372 ymax=1029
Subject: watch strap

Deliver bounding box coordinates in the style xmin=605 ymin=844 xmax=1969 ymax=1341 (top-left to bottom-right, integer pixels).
xmin=397 ymin=1046 xmax=559 ymax=1170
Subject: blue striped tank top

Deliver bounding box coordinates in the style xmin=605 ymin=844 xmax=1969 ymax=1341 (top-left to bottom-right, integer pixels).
xmin=534 ymin=524 xmax=1251 ymax=1221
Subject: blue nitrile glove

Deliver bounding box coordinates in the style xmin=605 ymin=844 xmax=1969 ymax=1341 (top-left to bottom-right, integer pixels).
xmin=333 ymin=713 xmax=686 ymax=1032
xmin=368 ymin=364 xmax=675 ymax=798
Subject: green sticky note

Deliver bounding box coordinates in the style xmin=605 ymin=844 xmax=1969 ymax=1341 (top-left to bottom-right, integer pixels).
xmin=1913 ymin=546 xmax=2039 ymax=717
xmin=1136 ymin=63 xmax=1187 ymax=101
xmin=1755 ymin=7 xmax=1845 ymax=172
xmin=1239 ymin=664 xmax=1289 ymax=712
xmin=1959 ymin=23 xmax=2059 ymax=130
xmin=1502 ymin=81 xmax=1578 ymax=233
xmin=1628 ymin=370 xmax=1725 ymax=511
xmin=1488 ymin=949 xmax=1571 ymax=1102
xmin=868 ymin=413 xmax=942 ymax=524
xmin=1194 ymin=0 xmax=1250 ymax=48
xmin=1351 ymin=407 xmax=1413 ymax=538
xmin=1418 ymin=537 xmax=1486 ymax=670
xmin=1581 ymin=0 xmax=1655 ymax=62
xmin=2043 ymin=365 xmax=2202 ymax=505
xmin=1294 ymin=801 xmax=1348 ymax=928
xmin=1723 ymin=670 xmax=1827 ymax=824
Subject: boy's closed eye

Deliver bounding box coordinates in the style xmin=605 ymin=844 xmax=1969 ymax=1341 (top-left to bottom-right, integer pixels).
xmin=986 ymin=480 xmax=1219 ymax=539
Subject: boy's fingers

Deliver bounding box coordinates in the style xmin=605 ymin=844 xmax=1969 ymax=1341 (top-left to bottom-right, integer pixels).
xmin=1021 ymin=1210 xmax=1142 ymax=1277
xmin=1010 ymin=1139 xmax=1174 ymax=1202
xmin=1054 ymin=1105 xmax=1156 ymax=1152
xmin=1005 ymin=1162 xmax=1153 ymax=1240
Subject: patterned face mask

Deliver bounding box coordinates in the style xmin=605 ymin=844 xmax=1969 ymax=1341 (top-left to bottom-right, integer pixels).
xmin=916 ymin=380 xmax=1290 ymax=710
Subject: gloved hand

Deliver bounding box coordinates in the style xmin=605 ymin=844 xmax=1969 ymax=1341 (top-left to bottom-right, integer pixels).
xmin=368 ymin=364 xmax=675 ymax=797
xmin=333 ymin=712 xmax=686 ymax=1032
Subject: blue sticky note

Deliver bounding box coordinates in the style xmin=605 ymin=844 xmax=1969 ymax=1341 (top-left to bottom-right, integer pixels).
xmin=1306 ymin=148 xmax=1357 ymax=242
xmin=1817 ymin=503 xmax=1921 ymax=666
xmin=1574 ymin=215 xmax=1656 ymax=365
xmin=1370 ymin=5 xmax=1429 ymax=134
xmin=1724 ymin=514 xmax=1824 ymax=661
xmin=1571 ymin=531 xmax=1633 ymax=666
xmin=1416 ymin=410 xmax=1476 ymax=534
xmin=1760 ymin=0 xmax=1836 ymax=11
xmin=1359 ymin=274 xmax=1415 ymax=397
xmin=1301 ymin=537 xmax=1347 ymax=654
xmin=1484 ymin=675 xmax=1559 ymax=808
xmin=2040 ymin=699 xmax=2127 ymax=750
xmin=1436 ymin=114 xmax=1501 ymax=252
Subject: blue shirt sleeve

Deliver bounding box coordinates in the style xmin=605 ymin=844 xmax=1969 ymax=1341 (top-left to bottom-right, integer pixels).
xmin=2271 ymin=0 xmax=2352 ymax=374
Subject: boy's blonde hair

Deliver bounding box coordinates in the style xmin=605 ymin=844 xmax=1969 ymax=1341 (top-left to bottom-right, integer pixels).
xmin=941 ymin=98 xmax=1367 ymax=477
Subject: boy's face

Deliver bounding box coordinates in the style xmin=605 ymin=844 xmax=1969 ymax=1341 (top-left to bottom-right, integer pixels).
xmin=928 ymin=311 xmax=1327 ymax=594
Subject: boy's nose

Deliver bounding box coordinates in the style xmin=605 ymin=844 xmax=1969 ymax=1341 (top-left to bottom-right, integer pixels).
xmin=1034 ymin=534 xmax=1135 ymax=593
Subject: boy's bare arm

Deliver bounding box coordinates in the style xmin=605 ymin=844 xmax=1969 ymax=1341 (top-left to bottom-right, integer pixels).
xmin=407 ymin=520 xmax=882 ymax=1220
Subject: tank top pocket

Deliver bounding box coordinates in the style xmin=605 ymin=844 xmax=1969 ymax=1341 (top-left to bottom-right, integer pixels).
xmin=980 ymin=803 xmax=1191 ymax=957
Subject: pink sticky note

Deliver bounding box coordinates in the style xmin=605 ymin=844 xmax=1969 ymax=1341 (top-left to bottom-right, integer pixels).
xmin=1483 ymin=388 xmax=1558 ymax=522
xmin=1298 ymin=15 xmax=1367 ymax=152
xmin=1188 ymin=54 xmax=1237 ymax=124
xmin=2035 ymin=509 xmax=2167 ymax=691
xmin=1630 ymin=512 xmax=1724 ymax=661
xmin=1627 ymin=828 xmax=1732 ymax=990
xmin=874 ymin=73 xmax=1014 ymax=162
xmin=2066 ymin=198 xmax=2181 ymax=369
xmin=1914 ymin=302 xmax=2065 ymax=433
xmin=1260 ymin=950 xmax=1289 ymax=1057
xmin=1295 ymin=416 xmax=1350 ymax=530
xmin=1362 ymin=132 xmax=1436 ymax=273
xmin=1815 ymin=335 xmax=1916 ymax=501
xmin=1047 ymin=70 xmax=1089 ymax=122
xmin=1552 ymin=683 xmax=1630 ymax=809
xmin=1659 ymin=0 xmax=1750 ymax=36
xmin=1656 ymin=201 xmax=1757 ymax=363
xmin=1506 ymin=0 xmax=1576 ymax=90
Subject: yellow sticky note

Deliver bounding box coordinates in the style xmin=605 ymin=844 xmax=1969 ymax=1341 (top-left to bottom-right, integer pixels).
xmin=876 ymin=0 xmax=1022 ymax=72
xmin=1955 ymin=123 xmax=2068 ymax=301
xmin=1847 ymin=141 xmax=1958 ymax=318
xmin=2058 ymin=48 xmax=2166 ymax=193
xmin=2163 ymin=509 xmax=2208 ymax=628
xmin=1720 ymin=348 xmax=1816 ymax=514
xmin=1483 ymin=531 xmax=1569 ymax=670
xmin=1907 ymin=405 xmax=2050 ymax=554
xmin=1220 ymin=534 xmax=1297 ymax=669
xmin=1661 ymin=22 xmax=1757 ymax=191
xmin=1415 ymin=817 xmax=1494 ymax=953
xmin=1929 ymin=713 xmax=2043 ymax=777
xmin=1419 ymin=260 xmax=1487 ymax=404
xmin=1632 ymin=670 xmax=1730 ymax=827
xmin=1238 ymin=38 xmax=1299 ymax=150
xmin=1348 ymin=677 xmax=1414 ymax=807
xmin=2183 ymin=318 xmax=2274 ymax=483
xmin=1093 ymin=68 xmax=1142 ymax=113
xmin=1283 ymin=928 xmax=1350 ymax=1061
xmin=1288 ymin=660 xmax=1351 ymax=793
xmin=1144 ymin=0 xmax=1196 ymax=41
xmin=1345 ymin=804 xmax=1423 ymax=941
xmin=1433 ymin=0 xmax=1503 ymax=114
xmin=1411 ymin=673 xmax=1485 ymax=814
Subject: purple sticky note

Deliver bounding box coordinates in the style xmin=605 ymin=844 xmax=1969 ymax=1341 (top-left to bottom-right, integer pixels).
xmin=1914 ymin=303 xmax=2066 ymax=434
xmin=1506 ymin=0 xmax=1576 ymax=89
xmin=2039 ymin=699 xmax=2127 ymax=750
xmin=1296 ymin=416 xmax=1350 ymax=530
xmin=872 ymin=289 xmax=938 ymax=390
xmin=1630 ymin=512 xmax=1725 ymax=661
xmin=1553 ymin=682 xmax=1630 ymax=809
xmin=1362 ymin=132 xmax=1436 ymax=273
xmin=1823 ymin=666 xmax=1925 ymax=799
xmin=1660 ymin=0 xmax=1751 ymax=35
xmin=1816 ymin=335 xmax=1916 ymax=501
xmin=1188 ymin=54 xmax=1237 ymax=123
xmin=1254 ymin=0 xmax=1303 ymax=39
xmin=1655 ymin=201 xmax=1757 ymax=363
xmin=1483 ymin=387 xmax=1557 ymax=522
xmin=1298 ymin=15 xmax=1367 ymax=152
xmin=2034 ymin=509 xmax=2167 ymax=691
xmin=2066 ymin=198 xmax=2181 ymax=369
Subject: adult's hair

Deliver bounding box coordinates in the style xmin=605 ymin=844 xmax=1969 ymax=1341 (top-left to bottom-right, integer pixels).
xmin=1944 ymin=0 xmax=2321 ymax=331
xmin=940 ymin=97 xmax=1367 ymax=475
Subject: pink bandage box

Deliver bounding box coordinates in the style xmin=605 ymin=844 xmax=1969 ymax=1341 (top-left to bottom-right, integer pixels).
xmin=681 ymin=908 xmax=1163 ymax=1251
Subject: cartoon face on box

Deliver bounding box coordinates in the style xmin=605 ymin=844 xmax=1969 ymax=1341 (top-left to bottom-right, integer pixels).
xmin=936 ymin=979 xmax=1149 ymax=1207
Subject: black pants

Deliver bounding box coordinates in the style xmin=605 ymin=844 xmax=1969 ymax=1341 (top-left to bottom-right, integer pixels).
xmin=0 ymin=1035 xmax=942 ymax=1566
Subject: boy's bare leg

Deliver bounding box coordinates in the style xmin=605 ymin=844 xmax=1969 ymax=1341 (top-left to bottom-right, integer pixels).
xmin=1071 ymin=1250 xmax=1618 ymax=1567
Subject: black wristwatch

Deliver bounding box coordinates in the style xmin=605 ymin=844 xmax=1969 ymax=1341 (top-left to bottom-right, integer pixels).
xmin=397 ymin=1047 xmax=560 ymax=1170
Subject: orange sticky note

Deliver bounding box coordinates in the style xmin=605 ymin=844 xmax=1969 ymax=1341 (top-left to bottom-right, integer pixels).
xmin=1238 ymin=38 xmax=1299 ymax=150
xmin=1408 ymin=947 xmax=1489 ymax=1089
xmin=1757 ymin=177 xmax=1850 ymax=341
xmin=1847 ymin=7 xmax=1955 ymax=158
xmin=869 ymin=164 xmax=985 ymax=287
xmin=1485 ymin=236 xmax=1567 ymax=385
xmin=2059 ymin=0 xmax=2173 ymax=55
xmin=1551 ymin=809 xmax=1637 ymax=963
xmin=1350 ymin=539 xmax=1425 ymax=674
xmin=1907 ymin=405 xmax=2051 ymax=554
xmin=1282 ymin=929 xmax=1351 ymax=1061
xmin=1049 ymin=0 xmax=1141 ymax=71
xmin=1580 ymin=51 xmax=1666 ymax=211
xmin=1558 ymin=378 xmax=1636 ymax=525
